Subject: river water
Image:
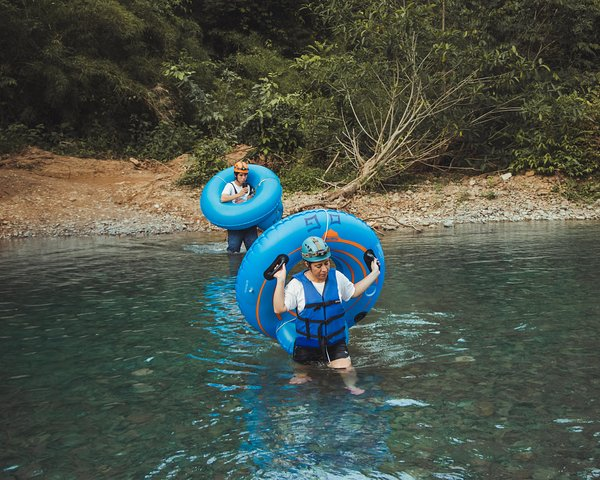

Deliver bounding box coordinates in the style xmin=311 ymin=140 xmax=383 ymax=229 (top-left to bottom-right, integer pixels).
xmin=1 ymin=222 xmax=599 ymax=479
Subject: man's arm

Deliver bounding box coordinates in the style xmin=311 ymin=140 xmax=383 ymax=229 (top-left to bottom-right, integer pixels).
xmin=221 ymin=185 xmax=249 ymax=203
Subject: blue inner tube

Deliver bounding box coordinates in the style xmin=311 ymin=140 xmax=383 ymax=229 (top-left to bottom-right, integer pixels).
xmin=200 ymin=165 xmax=283 ymax=231
xmin=235 ymin=209 xmax=385 ymax=353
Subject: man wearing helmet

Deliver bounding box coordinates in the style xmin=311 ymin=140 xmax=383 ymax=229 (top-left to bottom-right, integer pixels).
xmin=220 ymin=161 xmax=258 ymax=254
xmin=272 ymin=236 xmax=380 ymax=394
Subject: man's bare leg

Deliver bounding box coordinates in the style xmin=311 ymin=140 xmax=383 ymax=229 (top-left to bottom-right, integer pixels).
xmin=290 ymin=364 xmax=312 ymax=385
xmin=328 ymin=357 xmax=365 ymax=395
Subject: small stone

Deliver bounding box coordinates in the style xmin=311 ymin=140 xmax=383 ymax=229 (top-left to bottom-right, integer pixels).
xmin=133 ymin=383 xmax=156 ymax=393
xmin=501 ymin=173 xmax=512 ymax=182
xmin=455 ymin=355 xmax=476 ymax=363
xmin=476 ymin=401 xmax=495 ymax=417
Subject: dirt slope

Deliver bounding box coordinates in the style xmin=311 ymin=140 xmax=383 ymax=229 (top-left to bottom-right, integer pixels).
xmin=0 ymin=148 xmax=205 ymax=237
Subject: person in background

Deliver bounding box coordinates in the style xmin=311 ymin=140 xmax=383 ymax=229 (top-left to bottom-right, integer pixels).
xmin=273 ymin=236 xmax=381 ymax=394
xmin=220 ymin=161 xmax=258 ymax=254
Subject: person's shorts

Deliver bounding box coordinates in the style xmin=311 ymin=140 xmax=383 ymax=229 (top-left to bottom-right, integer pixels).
xmin=292 ymin=341 xmax=350 ymax=365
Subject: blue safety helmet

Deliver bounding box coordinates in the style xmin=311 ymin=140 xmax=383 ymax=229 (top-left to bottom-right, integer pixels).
xmin=301 ymin=236 xmax=331 ymax=262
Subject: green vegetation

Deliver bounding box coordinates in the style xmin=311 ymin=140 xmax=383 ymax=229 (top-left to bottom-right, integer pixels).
xmin=456 ymin=191 xmax=472 ymax=204
xmin=176 ymin=137 xmax=230 ymax=187
xmin=556 ymin=176 xmax=600 ymax=204
xmin=1 ymin=0 xmax=598 ymax=191
xmin=482 ymin=191 xmax=498 ymax=201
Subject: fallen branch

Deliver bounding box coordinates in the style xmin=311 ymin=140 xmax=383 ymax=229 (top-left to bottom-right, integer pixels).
xmin=325 ymin=35 xmax=499 ymax=201
xmin=286 ymin=199 xmax=352 ymax=215
xmin=361 ymin=215 xmax=423 ymax=232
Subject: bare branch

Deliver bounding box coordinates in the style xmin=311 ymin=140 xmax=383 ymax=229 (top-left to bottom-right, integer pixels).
xmin=326 ymin=38 xmax=498 ymax=201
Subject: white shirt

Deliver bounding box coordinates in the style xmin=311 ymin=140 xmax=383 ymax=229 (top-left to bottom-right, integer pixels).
xmin=284 ymin=270 xmax=355 ymax=313
xmin=221 ymin=182 xmax=250 ymax=203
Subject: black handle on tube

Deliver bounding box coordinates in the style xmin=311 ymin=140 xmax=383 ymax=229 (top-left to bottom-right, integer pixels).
xmin=263 ymin=254 xmax=289 ymax=280
xmin=363 ymin=249 xmax=380 ymax=272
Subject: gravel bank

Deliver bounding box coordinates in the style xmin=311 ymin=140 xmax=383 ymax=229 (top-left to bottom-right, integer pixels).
xmin=1 ymin=151 xmax=598 ymax=240
xmin=341 ymin=175 xmax=600 ymax=232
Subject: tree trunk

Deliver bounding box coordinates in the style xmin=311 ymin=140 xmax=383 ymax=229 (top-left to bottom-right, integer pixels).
xmin=326 ymin=155 xmax=381 ymax=200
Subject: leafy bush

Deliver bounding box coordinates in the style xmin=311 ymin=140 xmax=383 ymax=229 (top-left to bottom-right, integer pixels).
xmin=134 ymin=121 xmax=201 ymax=162
xmin=280 ymin=162 xmax=327 ymax=192
xmin=239 ymin=76 xmax=305 ymax=158
xmin=0 ymin=124 xmax=44 ymax=155
xmin=1 ymin=0 xmax=204 ymax=133
xmin=176 ymin=137 xmax=231 ymax=187
xmin=162 ymin=57 xmax=232 ymax=133
xmin=558 ymin=176 xmax=600 ymax=203
xmin=3 ymin=0 xmax=599 ymax=185
xmin=482 ymin=190 xmax=498 ymax=200
xmin=511 ymin=90 xmax=600 ymax=176
xmin=0 ymin=122 xmax=126 ymax=158
xmin=232 ymin=40 xmax=297 ymax=85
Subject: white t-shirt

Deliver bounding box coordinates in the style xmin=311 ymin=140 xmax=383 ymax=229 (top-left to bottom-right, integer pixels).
xmin=221 ymin=182 xmax=250 ymax=203
xmin=284 ymin=270 xmax=355 ymax=313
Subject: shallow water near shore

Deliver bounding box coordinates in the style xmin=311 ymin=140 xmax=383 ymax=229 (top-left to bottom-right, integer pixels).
xmin=1 ymin=222 xmax=599 ymax=479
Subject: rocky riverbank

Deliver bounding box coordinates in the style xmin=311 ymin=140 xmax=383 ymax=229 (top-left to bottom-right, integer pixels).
xmin=0 ymin=148 xmax=598 ymax=239
xmin=333 ymin=173 xmax=600 ymax=232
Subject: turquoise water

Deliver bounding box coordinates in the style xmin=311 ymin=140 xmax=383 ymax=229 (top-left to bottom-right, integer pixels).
xmin=1 ymin=222 xmax=599 ymax=479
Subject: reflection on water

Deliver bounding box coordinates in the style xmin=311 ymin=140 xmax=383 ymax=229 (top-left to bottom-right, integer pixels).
xmin=1 ymin=223 xmax=599 ymax=479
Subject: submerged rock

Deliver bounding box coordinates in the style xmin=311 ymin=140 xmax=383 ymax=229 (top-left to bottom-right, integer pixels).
xmin=454 ymin=355 xmax=476 ymax=363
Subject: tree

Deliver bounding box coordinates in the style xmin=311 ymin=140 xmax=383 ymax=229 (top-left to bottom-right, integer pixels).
xmin=329 ymin=41 xmax=500 ymax=199
xmin=190 ymin=0 xmax=315 ymax=57
xmin=0 ymin=0 xmax=204 ymax=134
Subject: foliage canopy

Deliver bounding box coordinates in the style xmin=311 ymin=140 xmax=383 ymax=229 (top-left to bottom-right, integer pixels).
xmin=1 ymin=0 xmax=598 ymax=186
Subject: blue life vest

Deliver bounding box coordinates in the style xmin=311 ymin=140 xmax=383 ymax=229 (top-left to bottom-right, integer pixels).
xmin=293 ymin=269 xmax=347 ymax=348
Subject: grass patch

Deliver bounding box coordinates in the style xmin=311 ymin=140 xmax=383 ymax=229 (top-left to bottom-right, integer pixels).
xmin=482 ymin=190 xmax=497 ymax=200
xmin=557 ymin=176 xmax=600 ymax=203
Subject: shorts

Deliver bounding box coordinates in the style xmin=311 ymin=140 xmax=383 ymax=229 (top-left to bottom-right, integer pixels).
xmin=292 ymin=341 xmax=350 ymax=365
